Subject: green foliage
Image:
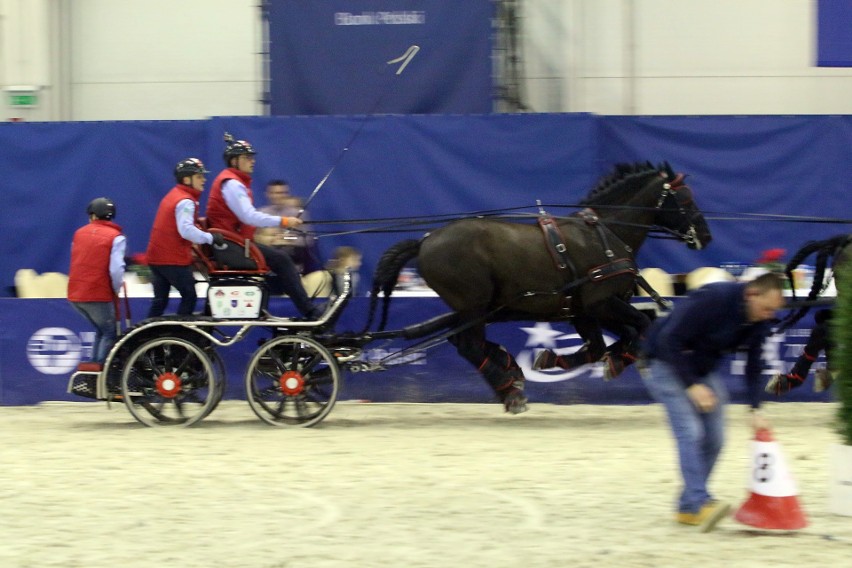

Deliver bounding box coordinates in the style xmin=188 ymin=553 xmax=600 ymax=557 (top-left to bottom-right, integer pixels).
xmin=831 ymin=262 xmax=852 ymax=445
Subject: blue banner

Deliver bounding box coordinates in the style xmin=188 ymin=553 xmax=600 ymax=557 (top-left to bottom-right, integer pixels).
xmin=597 ymin=115 xmax=852 ymax=273
xmin=817 ymin=0 xmax=852 ymax=66
xmin=0 ymin=297 xmax=834 ymax=407
xmin=266 ymin=0 xmax=494 ymax=114
xmin=3 ymin=114 xmax=852 ymax=297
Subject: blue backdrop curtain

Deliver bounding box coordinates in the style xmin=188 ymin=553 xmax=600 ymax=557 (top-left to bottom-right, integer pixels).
xmin=2 ymin=114 xmax=852 ymax=296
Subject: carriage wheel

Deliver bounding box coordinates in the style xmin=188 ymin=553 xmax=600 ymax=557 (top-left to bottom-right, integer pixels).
xmin=121 ymin=337 xmax=219 ymax=427
xmin=245 ymin=335 xmax=341 ymax=427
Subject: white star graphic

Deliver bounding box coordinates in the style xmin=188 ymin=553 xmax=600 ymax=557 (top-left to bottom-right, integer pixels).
xmin=520 ymin=322 xmax=564 ymax=348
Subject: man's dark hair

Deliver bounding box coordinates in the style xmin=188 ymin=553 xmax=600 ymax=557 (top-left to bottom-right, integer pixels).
xmin=747 ymin=272 xmax=785 ymax=293
xmin=267 ymin=179 xmax=288 ymax=187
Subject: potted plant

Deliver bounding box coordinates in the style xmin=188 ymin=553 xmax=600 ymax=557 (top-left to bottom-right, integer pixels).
xmin=829 ymin=261 xmax=852 ymax=515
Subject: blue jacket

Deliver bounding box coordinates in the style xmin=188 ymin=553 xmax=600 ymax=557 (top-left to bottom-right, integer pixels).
xmin=642 ymin=281 xmax=773 ymax=408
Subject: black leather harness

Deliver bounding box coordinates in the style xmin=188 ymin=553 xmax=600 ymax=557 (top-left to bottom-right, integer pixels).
xmin=537 ymin=209 xmax=670 ymax=310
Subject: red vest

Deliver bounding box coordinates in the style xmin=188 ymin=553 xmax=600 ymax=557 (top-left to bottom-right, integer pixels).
xmin=146 ymin=184 xmax=204 ymax=266
xmin=68 ymin=220 xmax=123 ymax=302
xmin=206 ymin=168 xmax=256 ymax=239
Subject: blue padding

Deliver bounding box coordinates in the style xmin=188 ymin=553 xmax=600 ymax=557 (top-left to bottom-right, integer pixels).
xmin=0 ymin=297 xmax=833 ymax=406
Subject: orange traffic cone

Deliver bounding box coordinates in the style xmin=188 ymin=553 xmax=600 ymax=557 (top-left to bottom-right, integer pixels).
xmin=734 ymin=428 xmax=808 ymax=530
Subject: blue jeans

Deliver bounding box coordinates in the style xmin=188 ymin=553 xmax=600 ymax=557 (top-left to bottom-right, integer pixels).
xmin=641 ymin=359 xmax=728 ymax=514
xmin=148 ymin=265 xmax=198 ymax=317
xmin=71 ymin=301 xmax=116 ymax=363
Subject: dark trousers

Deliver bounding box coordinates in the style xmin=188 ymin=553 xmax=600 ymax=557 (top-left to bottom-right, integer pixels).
xmin=148 ymin=264 xmax=198 ymax=317
xmin=255 ymin=242 xmax=318 ymax=318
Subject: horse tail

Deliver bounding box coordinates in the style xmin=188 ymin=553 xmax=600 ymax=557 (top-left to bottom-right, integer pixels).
xmin=778 ymin=234 xmax=851 ymax=330
xmin=362 ymin=239 xmax=423 ymax=333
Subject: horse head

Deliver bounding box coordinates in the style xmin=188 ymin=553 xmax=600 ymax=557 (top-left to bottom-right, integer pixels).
xmin=651 ymin=163 xmax=712 ymax=250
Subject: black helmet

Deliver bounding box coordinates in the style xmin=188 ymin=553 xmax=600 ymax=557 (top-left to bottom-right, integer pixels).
xmin=174 ymin=157 xmax=209 ymax=183
xmin=223 ymin=132 xmax=256 ymax=165
xmin=87 ymin=197 xmax=116 ymax=220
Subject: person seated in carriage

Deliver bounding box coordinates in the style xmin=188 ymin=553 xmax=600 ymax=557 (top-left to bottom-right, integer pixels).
xmin=145 ymin=158 xmax=225 ymax=318
xmin=204 ymin=134 xmax=324 ymax=320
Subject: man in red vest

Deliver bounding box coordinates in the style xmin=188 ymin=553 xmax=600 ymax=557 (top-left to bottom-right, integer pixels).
xmin=206 ymin=133 xmax=323 ymax=320
xmin=146 ymin=158 xmax=224 ymax=317
xmin=68 ymin=198 xmax=126 ymax=364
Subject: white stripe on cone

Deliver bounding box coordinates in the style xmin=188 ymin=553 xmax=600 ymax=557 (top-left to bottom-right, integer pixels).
xmin=746 ymin=439 xmax=798 ymax=498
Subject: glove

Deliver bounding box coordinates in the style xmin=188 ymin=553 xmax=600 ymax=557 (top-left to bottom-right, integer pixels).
xmin=211 ymin=232 xmax=226 ymax=248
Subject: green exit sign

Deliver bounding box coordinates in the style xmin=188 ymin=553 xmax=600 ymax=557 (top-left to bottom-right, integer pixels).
xmin=5 ymin=87 xmax=39 ymax=108
xmin=9 ymin=93 xmax=38 ymax=107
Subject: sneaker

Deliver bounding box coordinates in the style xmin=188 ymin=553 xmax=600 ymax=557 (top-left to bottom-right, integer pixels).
xmin=814 ymin=368 xmax=834 ymax=393
xmin=675 ymin=501 xmax=731 ymax=532
xmin=531 ymin=349 xmax=557 ymax=371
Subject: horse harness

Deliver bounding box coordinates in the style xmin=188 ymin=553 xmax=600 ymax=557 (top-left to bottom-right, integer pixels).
xmin=537 ymin=208 xmax=670 ymax=310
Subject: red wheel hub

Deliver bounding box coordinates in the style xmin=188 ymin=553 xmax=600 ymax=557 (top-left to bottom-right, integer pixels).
xmin=279 ymin=370 xmax=305 ymax=396
xmin=155 ymin=371 xmax=183 ymax=398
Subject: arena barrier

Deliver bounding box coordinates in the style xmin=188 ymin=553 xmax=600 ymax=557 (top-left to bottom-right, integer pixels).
xmin=0 ymin=296 xmax=834 ymax=406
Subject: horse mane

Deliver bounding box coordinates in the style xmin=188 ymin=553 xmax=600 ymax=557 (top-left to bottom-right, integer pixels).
xmin=777 ymin=233 xmax=852 ymax=330
xmin=579 ymin=161 xmax=672 ymax=206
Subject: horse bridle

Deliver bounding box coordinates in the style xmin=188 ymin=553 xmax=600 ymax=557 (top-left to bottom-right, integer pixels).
xmin=654 ymin=173 xmax=702 ymax=248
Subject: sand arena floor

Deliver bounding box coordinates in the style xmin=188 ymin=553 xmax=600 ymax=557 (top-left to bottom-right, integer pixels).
xmin=0 ymin=401 xmax=850 ymax=568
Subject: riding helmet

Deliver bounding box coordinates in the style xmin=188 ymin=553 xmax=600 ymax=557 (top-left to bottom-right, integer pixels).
xmin=86 ymin=197 xmax=116 ymax=220
xmin=174 ymin=157 xmax=209 ymax=183
xmin=223 ymin=132 xmax=256 ymax=165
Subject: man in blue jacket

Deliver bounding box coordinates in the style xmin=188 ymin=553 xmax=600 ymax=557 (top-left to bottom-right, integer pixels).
xmin=640 ymin=272 xmax=784 ymax=532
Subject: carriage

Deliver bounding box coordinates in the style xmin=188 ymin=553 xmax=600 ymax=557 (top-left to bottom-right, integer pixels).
xmin=66 ymin=227 xmax=369 ymax=428
xmin=67 ymin=161 xmax=712 ymax=427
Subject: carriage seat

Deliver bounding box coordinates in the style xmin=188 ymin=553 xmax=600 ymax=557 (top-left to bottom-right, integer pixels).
xmin=193 ymin=219 xmax=269 ymax=276
xmin=193 ymin=220 xmax=271 ymax=320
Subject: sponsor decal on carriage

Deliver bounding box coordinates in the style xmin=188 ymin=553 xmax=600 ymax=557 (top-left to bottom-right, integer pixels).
xmin=208 ymin=285 xmax=264 ymax=319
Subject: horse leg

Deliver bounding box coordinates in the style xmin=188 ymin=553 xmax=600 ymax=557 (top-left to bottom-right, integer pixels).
xmin=448 ymin=325 xmax=528 ymax=414
xmin=531 ymin=316 xmax=607 ymax=371
xmin=767 ymin=309 xmax=834 ymax=395
xmin=588 ymin=298 xmax=651 ymax=380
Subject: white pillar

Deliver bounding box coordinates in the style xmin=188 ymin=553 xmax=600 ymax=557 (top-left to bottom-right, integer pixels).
xmin=0 ymin=0 xmax=58 ymax=121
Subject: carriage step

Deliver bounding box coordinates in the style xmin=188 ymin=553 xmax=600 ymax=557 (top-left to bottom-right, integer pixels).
xmin=331 ymin=347 xmax=362 ymax=363
xmin=67 ymin=371 xmax=100 ymax=400
xmin=68 ymin=369 xmax=124 ymax=401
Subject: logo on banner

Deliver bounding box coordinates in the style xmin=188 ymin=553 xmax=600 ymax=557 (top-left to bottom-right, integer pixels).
xmin=516 ymin=322 xmax=608 ymax=383
xmin=730 ymin=332 xmax=785 ymax=376
xmin=334 ymin=11 xmax=426 ymax=26
xmin=26 ymin=327 xmax=83 ymax=374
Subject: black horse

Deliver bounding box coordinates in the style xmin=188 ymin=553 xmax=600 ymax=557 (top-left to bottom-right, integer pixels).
xmin=364 ymin=162 xmax=713 ymax=413
xmin=767 ymin=234 xmax=852 ymax=395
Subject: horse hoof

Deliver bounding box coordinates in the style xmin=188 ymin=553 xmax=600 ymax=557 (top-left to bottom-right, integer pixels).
xmin=602 ymin=355 xmax=624 ymax=381
xmin=765 ymin=373 xmax=785 ymax=395
xmin=504 ymin=390 xmax=529 ymax=414
xmin=814 ymin=368 xmax=834 ymax=393
xmin=531 ymin=349 xmax=557 ymax=371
